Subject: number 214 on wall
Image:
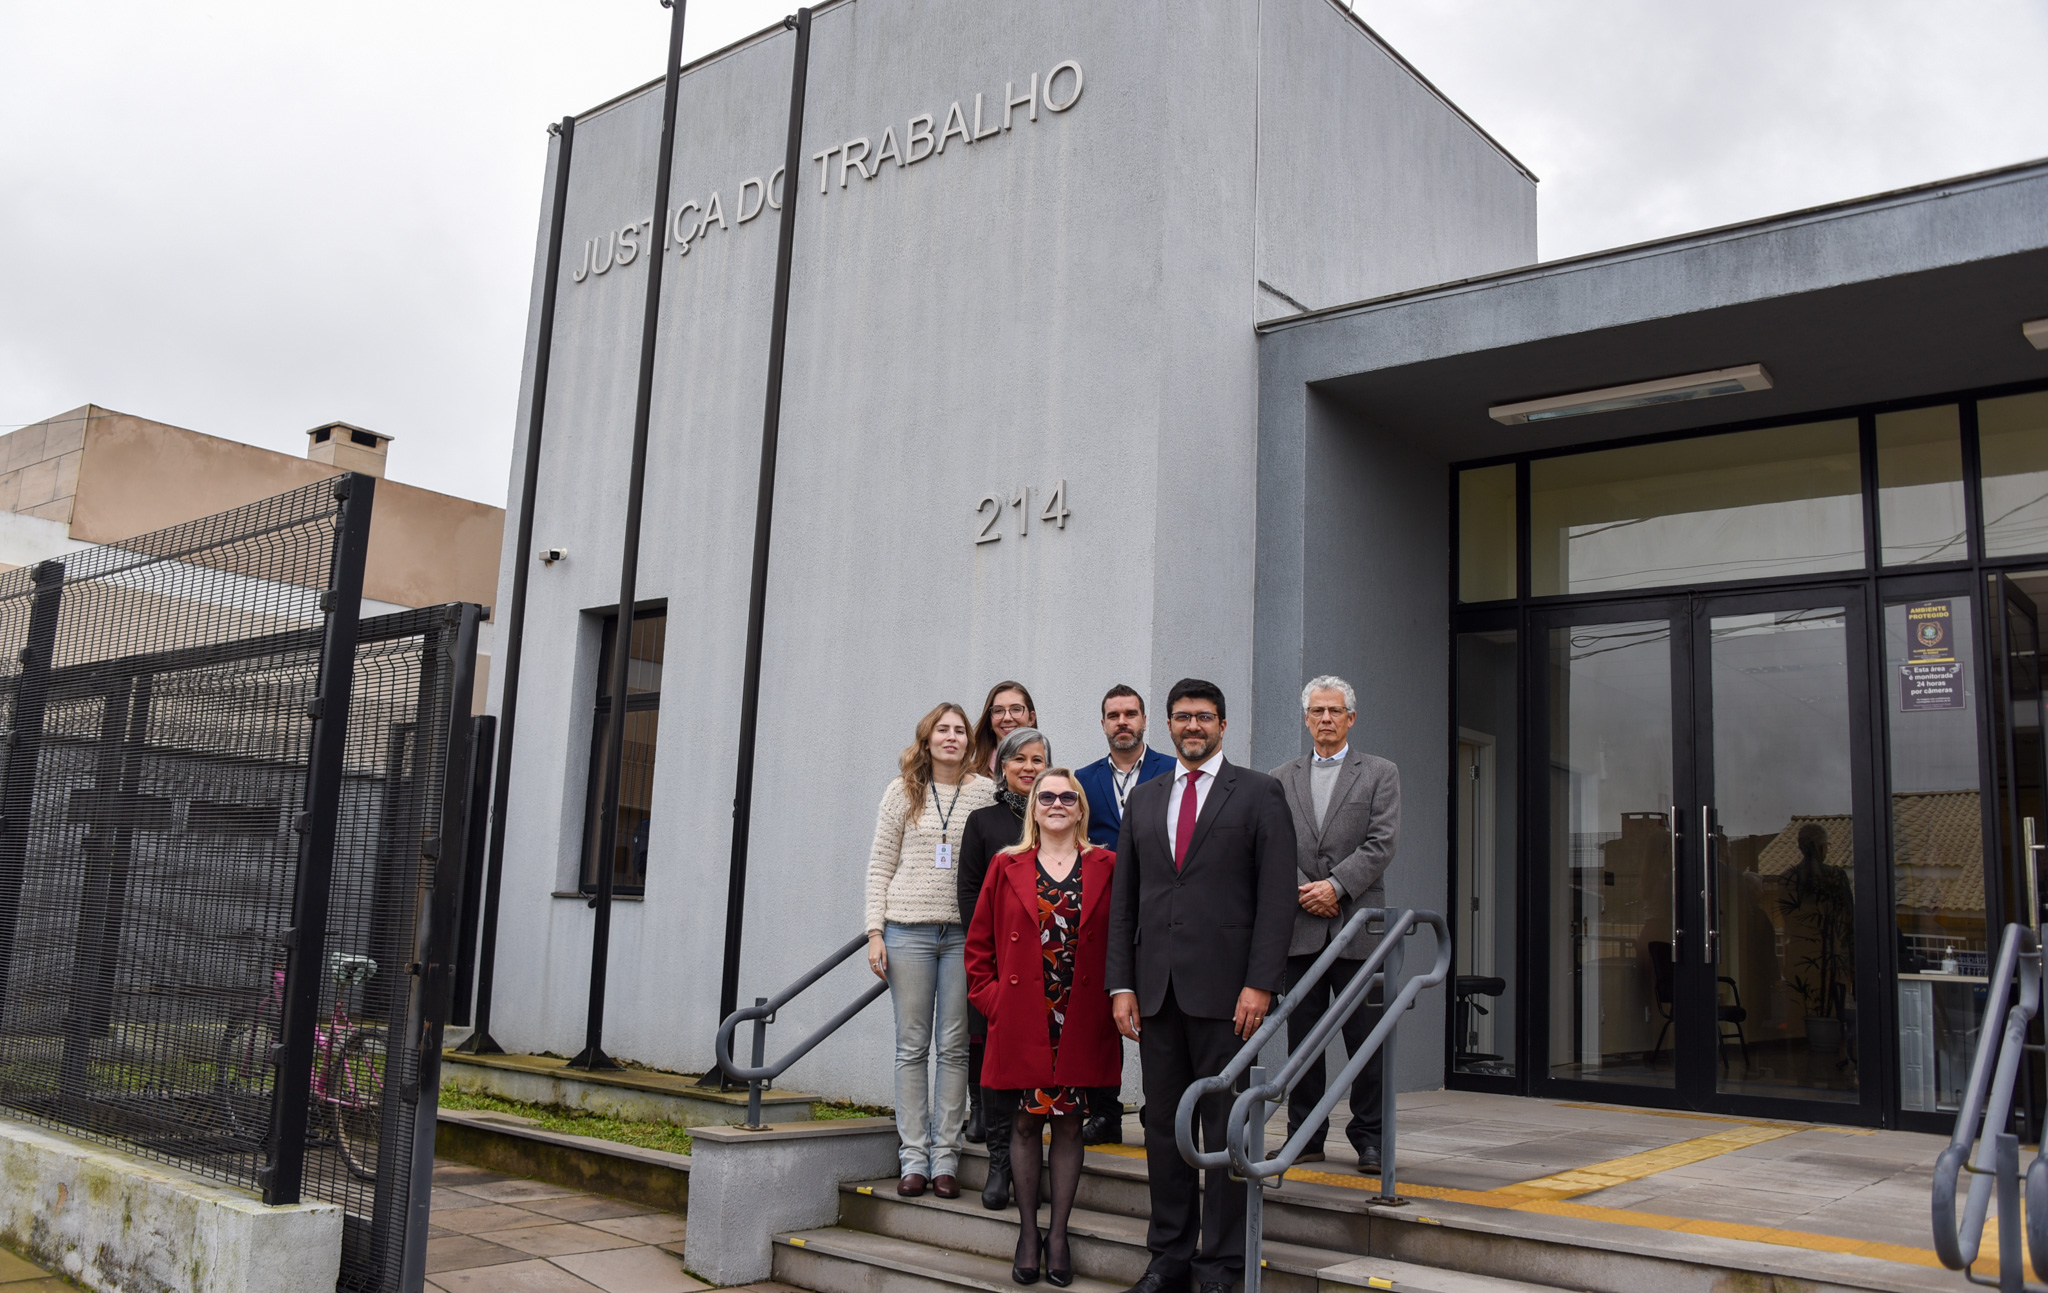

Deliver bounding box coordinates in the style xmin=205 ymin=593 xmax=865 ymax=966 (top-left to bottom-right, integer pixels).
xmin=975 ymin=480 xmax=1069 ymax=544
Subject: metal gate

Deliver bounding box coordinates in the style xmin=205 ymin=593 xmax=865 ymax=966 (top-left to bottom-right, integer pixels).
xmin=0 ymin=475 xmax=481 ymax=1293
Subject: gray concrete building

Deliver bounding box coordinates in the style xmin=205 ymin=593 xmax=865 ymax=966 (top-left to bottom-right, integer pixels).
xmin=485 ymin=0 xmax=2048 ymax=1129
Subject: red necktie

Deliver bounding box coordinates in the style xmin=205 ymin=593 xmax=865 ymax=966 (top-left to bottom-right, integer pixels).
xmin=1174 ymin=770 xmax=1202 ymax=870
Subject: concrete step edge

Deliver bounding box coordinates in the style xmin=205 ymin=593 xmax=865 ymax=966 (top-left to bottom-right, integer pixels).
xmin=778 ymin=1226 xmax=1125 ymax=1293
xmin=432 ymin=1108 xmax=690 ymax=1214
xmin=1313 ymin=1254 xmax=1577 ymax=1293
xmin=792 ymin=1214 xmax=1559 ymax=1293
xmin=839 ymin=1179 xmax=1357 ymax=1278
xmin=439 ymin=1107 xmax=691 ymax=1170
xmin=441 ymin=1049 xmax=816 ymax=1107
xmin=878 ymin=1167 xmax=1956 ymax=1293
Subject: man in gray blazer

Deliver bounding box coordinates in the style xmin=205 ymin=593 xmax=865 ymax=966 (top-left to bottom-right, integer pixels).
xmin=1270 ymin=674 xmax=1400 ymax=1172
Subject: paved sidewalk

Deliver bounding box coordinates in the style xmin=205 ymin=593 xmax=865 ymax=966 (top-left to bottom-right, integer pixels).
xmin=1279 ymin=1088 xmax=1946 ymax=1249
xmin=430 ymin=1158 xmax=789 ymax=1293
xmin=0 ymin=1245 xmax=66 ymax=1291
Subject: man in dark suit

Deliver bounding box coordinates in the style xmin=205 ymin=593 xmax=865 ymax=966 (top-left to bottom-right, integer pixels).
xmin=1107 ymin=679 xmax=1297 ymax=1293
xmin=1076 ymin=684 xmax=1176 ymax=851
xmin=1269 ymin=675 xmax=1400 ymax=1174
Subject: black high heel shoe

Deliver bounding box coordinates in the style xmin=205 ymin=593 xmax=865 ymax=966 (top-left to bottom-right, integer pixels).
xmin=1045 ymin=1230 xmax=1073 ymax=1288
xmin=1011 ymin=1228 xmax=1043 ymax=1286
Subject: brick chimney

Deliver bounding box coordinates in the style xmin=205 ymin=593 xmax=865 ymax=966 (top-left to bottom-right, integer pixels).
xmin=305 ymin=421 xmax=392 ymax=478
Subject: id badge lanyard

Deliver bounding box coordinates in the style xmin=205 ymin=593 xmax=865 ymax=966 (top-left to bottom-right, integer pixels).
xmin=932 ymin=779 xmax=963 ymax=869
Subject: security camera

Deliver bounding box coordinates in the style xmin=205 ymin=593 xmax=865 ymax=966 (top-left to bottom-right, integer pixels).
xmin=539 ymin=547 xmax=568 ymax=565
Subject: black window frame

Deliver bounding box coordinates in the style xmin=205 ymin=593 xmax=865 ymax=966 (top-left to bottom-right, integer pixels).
xmin=1445 ymin=375 xmax=2048 ymax=1131
xmin=579 ymin=605 xmax=666 ymax=897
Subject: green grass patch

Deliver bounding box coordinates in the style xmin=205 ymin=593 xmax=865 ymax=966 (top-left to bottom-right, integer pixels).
xmin=811 ymin=1099 xmax=891 ymax=1120
xmin=438 ymin=1087 xmax=694 ymax=1157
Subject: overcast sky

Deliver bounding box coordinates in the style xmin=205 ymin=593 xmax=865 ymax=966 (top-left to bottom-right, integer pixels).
xmin=4 ymin=1 xmax=2044 ymax=507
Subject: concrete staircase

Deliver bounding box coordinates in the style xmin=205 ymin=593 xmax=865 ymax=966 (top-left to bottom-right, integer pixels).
xmin=773 ymin=1147 xmax=1560 ymax=1293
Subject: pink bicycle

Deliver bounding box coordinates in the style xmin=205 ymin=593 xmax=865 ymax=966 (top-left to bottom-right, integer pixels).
xmin=216 ymin=952 xmax=386 ymax=1180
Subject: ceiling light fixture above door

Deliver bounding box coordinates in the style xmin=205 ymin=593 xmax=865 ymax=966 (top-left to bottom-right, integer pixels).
xmin=1490 ymin=363 xmax=1774 ymax=425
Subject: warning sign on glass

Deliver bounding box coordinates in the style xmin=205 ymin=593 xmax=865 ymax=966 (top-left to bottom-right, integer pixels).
xmin=1906 ymin=601 xmax=1956 ymax=662
xmin=1900 ymin=601 xmax=1964 ymax=711
xmin=1900 ymin=662 xmax=1965 ymax=711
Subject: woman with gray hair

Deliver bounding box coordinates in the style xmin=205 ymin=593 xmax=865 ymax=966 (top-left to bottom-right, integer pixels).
xmin=955 ymin=725 xmax=1050 ymax=1210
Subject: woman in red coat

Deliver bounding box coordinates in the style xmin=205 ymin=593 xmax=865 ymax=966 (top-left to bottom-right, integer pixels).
xmin=966 ymin=768 xmax=1119 ymax=1287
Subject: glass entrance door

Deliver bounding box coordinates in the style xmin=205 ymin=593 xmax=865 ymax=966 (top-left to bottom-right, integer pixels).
xmin=1539 ymin=607 xmax=1683 ymax=1093
xmin=1990 ymin=573 xmax=2048 ymax=1138
xmin=1696 ymin=592 xmax=1874 ymax=1109
xmin=1537 ymin=587 xmax=1879 ymax=1116
xmin=1991 ymin=574 xmax=2046 ymax=939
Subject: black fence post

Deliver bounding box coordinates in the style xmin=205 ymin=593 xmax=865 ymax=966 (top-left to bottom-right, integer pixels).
xmin=264 ymin=474 xmax=374 ymax=1207
xmin=450 ymin=715 xmax=495 ymax=1027
xmin=0 ymin=558 xmax=65 ymax=1008
xmin=399 ymin=603 xmax=481 ymax=1293
xmin=86 ymin=676 xmax=151 ymax=1040
xmin=58 ymin=677 xmax=136 ymax=1101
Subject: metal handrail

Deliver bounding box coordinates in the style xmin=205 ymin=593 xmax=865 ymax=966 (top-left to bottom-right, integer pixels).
xmin=1174 ymin=907 xmax=1450 ymax=1293
xmin=1931 ymin=922 xmax=2047 ymax=1290
xmin=716 ymin=931 xmax=889 ymax=1127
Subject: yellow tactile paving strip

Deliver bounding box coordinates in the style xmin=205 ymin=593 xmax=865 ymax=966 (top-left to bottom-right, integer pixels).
xmin=1088 ymin=1121 xmax=2000 ymax=1276
xmin=1490 ymin=1122 xmax=1806 ymax=1201
xmin=1554 ymin=1101 xmax=1878 ymax=1134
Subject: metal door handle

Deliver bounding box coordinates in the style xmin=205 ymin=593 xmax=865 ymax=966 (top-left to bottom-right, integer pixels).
xmin=2027 ymin=818 xmax=2043 ymax=939
xmin=1701 ymin=805 xmax=1717 ymax=965
xmin=1669 ymin=805 xmax=1683 ymax=955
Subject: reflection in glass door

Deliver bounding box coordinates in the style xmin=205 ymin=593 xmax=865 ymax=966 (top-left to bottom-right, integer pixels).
xmin=1545 ymin=616 xmax=1677 ymax=1090
xmin=1703 ymin=605 xmax=1864 ymax=1103
xmin=1886 ymin=593 xmax=1989 ymax=1115
xmin=1538 ymin=592 xmax=1877 ymax=1114
xmin=1992 ymin=574 xmax=2046 ymax=938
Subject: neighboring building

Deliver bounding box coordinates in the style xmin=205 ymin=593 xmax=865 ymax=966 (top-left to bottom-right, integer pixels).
xmin=0 ymin=404 xmax=505 ymax=707
xmin=485 ymin=0 xmax=2048 ymax=1132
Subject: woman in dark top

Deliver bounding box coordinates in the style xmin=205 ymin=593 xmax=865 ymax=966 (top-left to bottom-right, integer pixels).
xmin=969 ymin=681 xmax=1037 ymax=779
xmin=965 ymin=768 xmax=1118 ymax=1287
xmin=957 ymin=727 xmax=1049 ymax=1210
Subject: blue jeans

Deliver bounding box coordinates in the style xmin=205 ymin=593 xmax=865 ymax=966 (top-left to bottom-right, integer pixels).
xmin=883 ymin=921 xmax=969 ymax=1177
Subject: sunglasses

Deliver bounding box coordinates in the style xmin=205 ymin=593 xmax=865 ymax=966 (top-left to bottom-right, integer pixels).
xmin=1035 ymin=791 xmax=1080 ymax=807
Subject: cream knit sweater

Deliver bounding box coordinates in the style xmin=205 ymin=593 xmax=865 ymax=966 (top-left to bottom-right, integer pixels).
xmin=865 ymin=773 xmax=996 ymax=933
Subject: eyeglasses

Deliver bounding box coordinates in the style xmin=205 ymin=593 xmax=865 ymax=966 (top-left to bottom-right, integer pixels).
xmin=993 ymin=705 xmax=1031 ymax=719
xmin=1036 ymin=791 xmax=1080 ymax=807
xmin=1307 ymin=706 xmax=1350 ymax=718
xmin=1169 ymin=711 xmax=1220 ymax=726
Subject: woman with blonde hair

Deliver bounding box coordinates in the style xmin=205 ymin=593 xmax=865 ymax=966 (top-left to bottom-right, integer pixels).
xmin=965 ymin=768 xmax=1119 ymax=1285
xmin=866 ymin=702 xmax=995 ymax=1198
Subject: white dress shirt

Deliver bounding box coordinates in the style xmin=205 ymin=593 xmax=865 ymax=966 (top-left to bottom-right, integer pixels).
xmin=1165 ymin=748 xmax=1227 ymax=839
xmin=1111 ymin=749 xmax=1229 ymax=1000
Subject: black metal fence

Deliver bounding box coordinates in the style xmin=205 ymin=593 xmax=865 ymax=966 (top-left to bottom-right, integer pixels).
xmin=0 ymin=476 xmax=482 ymax=1293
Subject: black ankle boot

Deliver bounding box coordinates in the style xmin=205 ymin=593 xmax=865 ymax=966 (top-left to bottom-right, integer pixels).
xmin=966 ymin=1083 xmax=987 ymax=1144
xmin=981 ymin=1154 xmax=1012 ymax=1209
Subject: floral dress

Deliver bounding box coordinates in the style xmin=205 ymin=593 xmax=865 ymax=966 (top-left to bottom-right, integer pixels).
xmin=1016 ymin=860 xmax=1086 ymax=1116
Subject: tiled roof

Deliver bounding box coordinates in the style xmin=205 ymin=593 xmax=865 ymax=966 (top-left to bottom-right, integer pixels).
xmin=1750 ymin=792 xmax=1983 ymax=918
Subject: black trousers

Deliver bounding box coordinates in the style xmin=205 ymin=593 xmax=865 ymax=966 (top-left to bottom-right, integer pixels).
xmin=1283 ymin=953 xmax=1383 ymax=1155
xmin=1089 ymin=1085 xmax=1122 ymax=1121
xmin=1139 ymin=986 xmax=1247 ymax=1286
xmin=970 ymin=1040 xmax=1014 ymax=1172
